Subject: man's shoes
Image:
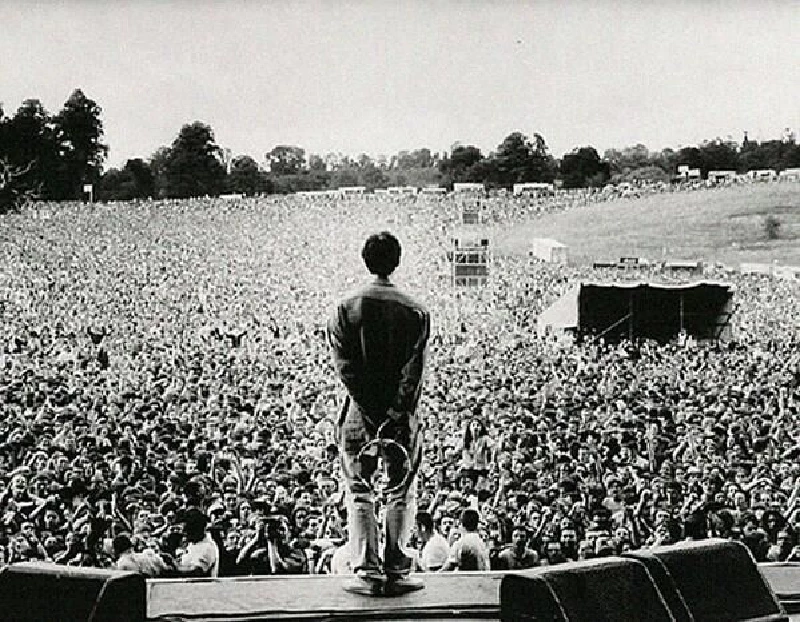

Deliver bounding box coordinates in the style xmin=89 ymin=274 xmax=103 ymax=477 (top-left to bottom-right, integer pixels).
xmin=384 ymin=574 xmax=424 ymax=597
xmin=343 ymin=574 xmax=385 ymax=596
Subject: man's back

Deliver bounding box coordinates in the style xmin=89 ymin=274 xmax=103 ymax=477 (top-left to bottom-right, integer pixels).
xmin=180 ymin=535 xmax=220 ymax=578
xmin=421 ymin=531 xmax=450 ymax=571
xmin=328 ymin=232 xmax=430 ymax=596
xmin=448 ymin=532 xmax=491 ymax=571
xmin=329 ymin=279 xmax=429 ymax=420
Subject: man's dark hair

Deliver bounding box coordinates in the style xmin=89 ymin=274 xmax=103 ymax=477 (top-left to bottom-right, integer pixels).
xmin=113 ymin=534 xmax=132 ymax=556
xmin=683 ymin=510 xmax=708 ymax=540
xmin=461 ymin=508 xmax=480 ymax=532
xmin=362 ymin=232 xmax=401 ymax=278
xmin=512 ymin=524 xmax=529 ymax=536
xmin=183 ymin=508 xmax=208 ymax=542
xmin=416 ymin=511 xmax=434 ymax=533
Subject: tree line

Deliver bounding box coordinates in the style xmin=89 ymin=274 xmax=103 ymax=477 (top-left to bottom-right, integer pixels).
xmin=0 ymin=90 xmax=107 ymax=210
xmin=2 ymin=89 xmax=799 ymax=210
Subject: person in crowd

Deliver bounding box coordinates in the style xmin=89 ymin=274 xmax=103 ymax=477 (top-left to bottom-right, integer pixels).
xmin=174 ymin=509 xmax=219 ymax=578
xmin=440 ymin=509 xmax=490 ymax=572
xmin=767 ymin=530 xmax=795 ymax=562
xmin=415 ymin=511 xmax=449 ymax=572
xmin=460 ymin=416 xmax=493 ymax=487
xmin=113 ymin=533 xmax=168 ymax=577
xmin=237 ymin=515 xmax=307 ymax=575
xmin=328 ymin=232 xmax=430 ymax=596
xmin=496 ymin=524 xmax=539 ymax=570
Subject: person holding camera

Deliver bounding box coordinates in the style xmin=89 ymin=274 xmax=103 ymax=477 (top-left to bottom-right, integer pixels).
xmin=328 ymin=232 xmax=430 ymax=596
xmin=236 ymin=515 xmax=307 ymax=575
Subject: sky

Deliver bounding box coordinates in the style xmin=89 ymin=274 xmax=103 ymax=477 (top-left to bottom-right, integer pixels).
xmin=2 ymin=0 xmax=799 ymax=169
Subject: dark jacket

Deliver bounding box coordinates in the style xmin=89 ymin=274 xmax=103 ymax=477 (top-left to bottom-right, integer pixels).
xmin=328 ymin=278 xmax=429 ymax=428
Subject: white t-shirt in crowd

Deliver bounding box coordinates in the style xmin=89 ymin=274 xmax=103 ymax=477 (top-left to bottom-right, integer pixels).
xmin=447 ymin=532 xmax=490 ymax=571
xmin=179 ymin=534 xmax=219 ymax=578
xmin=421 ymin=532 xmax=450 ymax=571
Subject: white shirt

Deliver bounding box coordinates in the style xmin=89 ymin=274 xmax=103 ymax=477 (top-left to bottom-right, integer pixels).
xmin=179 ymin=534 xmax=219 ymax=578
xmin=447 ymin=532 xmax=490 ymax=571
xmin=116 ymin=550 xmax=168 ymax=577
xmin=421 ymin=532 xmax=450 ymax=571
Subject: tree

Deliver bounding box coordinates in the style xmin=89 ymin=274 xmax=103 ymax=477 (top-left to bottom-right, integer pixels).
xmin=782 ymin=143 xmax=800 ymax=169
xmin=396 ymin=148 xmax=433 ymax=169
xmin=676 ymin=147 xmax=704 ymax=173
xmin=604 ymin=144 xmax=659 ymax=177
xmin=227 ymin=155 xmax=262 ymax=195
xmin=698 ymin=139 xmax=738 ymax=174
xmin=492 ymin=131 xmax=556 ymax=185
xmin=560 ymin=147 xmax=610 ymax=188
xmin=622 ymin=166 xmax=669 ymax=183
xmin=440 ymin=145 xmax=484 ymax=184
xmin=0 ymin=156 xmax=37 ymax=212
xmin=52 ymin=89 xmax=108 ymax=199
xmin=2 ymin=99 xmax=57 ymax=200
xmin=97 ymin=167 xmax=133 ymax=201
xmin=149 ymin=146 xmax=172 ymax=198
xmin=308 ymin=154 xmax=326 ymax=172
xmin=126 ymin=158 xmax=155 ymax=198
xmin=621 ymin=144 xmax=651 ymax=171
xmin=98 ymin=158 xmax=155 ymax=201
xmin=162 ymin=122 xmax=226 ymax=198
xmin=267 ymin=145 xmax=305 ymax=176
xmin=330 ymin=168 xmax=360 ymax=189
xmin=654 ymin=148 xmax=678 ymax=175
xmin=4 ymin=100 xmax=49 ymax=167
xmin=360 ymin=163 xmax=387 ymax=190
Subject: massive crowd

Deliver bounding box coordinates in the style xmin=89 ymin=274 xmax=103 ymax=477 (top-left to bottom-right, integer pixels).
xmin=1 ymin=184 xmax=799 ymax=577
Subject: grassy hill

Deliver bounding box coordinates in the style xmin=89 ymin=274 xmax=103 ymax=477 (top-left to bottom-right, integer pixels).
xmin=497 ymin=184 xmax=800 ymax=267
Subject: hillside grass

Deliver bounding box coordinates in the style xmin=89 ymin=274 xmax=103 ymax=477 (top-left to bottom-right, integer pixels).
xmin=496 ymin=184 xmax=800 ymax=267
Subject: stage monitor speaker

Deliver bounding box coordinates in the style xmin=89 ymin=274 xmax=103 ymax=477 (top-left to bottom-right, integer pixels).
xmin=625 ymin=539 xmax=788 ymax=622
xmin=620 ymin=546 xmax=693 ymax=622
xmin=0 ymin=562 xmax=146 ymax=622
xmin=500 ymin=557 xmax=673 ymax=622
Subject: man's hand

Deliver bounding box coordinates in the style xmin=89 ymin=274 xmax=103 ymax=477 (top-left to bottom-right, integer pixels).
xmin=386 ymin=407 xmax=406 ymax=423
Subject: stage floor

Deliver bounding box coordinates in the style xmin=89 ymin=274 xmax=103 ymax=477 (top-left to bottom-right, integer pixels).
xmin=147 ymin=565 xmax=800 ymax=622
xmin=147 ymin=572 xmax=502 ymax=621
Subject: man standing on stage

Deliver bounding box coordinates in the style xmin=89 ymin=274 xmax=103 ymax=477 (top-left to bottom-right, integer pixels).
xmin=328 ymin=232 xmax=430 ymax=596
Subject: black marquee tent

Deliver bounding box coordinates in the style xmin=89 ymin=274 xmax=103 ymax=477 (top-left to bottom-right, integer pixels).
xmin=538 ymin=281 xmax=735 ymax=342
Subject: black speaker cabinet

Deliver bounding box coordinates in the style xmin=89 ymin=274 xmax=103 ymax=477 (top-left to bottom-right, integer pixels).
xmin=625 ymin=539 xmax=788 ymax=622
xmin=0 ymin=562 xmax=146 ymax=622
xmin=500 ymin=557 xmax=673 ymax=622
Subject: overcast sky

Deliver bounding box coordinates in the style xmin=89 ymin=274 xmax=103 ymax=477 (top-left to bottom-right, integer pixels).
xmin=3 ymin=0 xmax=799 ymax=168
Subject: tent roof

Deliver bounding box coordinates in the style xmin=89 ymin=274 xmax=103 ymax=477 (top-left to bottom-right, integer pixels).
xmin=580 ymin=280 xmax=734 ymax=292
xmin=538 ymin=281 xmax=735 ymax=334
xmin=538 ymin=285 xmax=580 ymax=332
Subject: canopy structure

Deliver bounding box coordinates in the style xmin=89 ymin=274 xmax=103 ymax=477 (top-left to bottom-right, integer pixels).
xmin=538 ymin=286 xmax=580 ymax=334
xmin=539 ymin=281 xmax=735 ymax=342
